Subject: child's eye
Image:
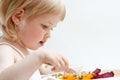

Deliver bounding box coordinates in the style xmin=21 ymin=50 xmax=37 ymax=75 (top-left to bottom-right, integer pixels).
xmin=41 ymin=24 xmax=49 ymax=29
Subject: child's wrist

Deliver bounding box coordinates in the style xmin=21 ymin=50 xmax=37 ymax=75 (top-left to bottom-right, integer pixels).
xmin=34 ymin=50 xmax=46 ymax=64
xmin=32 ymin=52 xmax=44 ymax=65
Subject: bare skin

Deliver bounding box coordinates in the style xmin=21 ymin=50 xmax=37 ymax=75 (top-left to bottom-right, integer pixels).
xmin=0 ymin=8 xmax=69 ymax=80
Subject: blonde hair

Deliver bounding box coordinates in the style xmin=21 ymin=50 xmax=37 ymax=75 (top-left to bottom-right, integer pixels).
xmin=0 ymin=0 xmax=66 ymax=41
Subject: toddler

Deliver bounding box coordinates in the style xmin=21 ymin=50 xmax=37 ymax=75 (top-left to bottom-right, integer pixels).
xmin=0 ymin=0 xmax=71 ymax=80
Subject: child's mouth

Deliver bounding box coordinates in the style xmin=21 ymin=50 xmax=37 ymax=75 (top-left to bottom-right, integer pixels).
xmin=39 ymin=41 xmax=44 ymax=46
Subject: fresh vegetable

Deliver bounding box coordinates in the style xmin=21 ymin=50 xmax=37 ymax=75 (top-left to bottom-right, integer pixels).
xmin=54 ymin=68 xmax=114 ymax=80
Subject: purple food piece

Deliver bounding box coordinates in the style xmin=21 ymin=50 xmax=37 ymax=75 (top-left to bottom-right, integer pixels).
xmin=92 ymin=75 xmax=103 ymax=79
xmin=92 ymin=68 xmax=101 ymax=74
xmin=92 ymin=71 xmax=114 ymax=79
xmin=101 ymin=71 xmax=114 ymax=78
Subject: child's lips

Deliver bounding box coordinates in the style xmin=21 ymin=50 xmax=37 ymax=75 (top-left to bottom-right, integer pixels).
xmin=39 ymin=41 xmax=46 ymax=46
xmin=39 ymin=41 xmax=44 ymax=46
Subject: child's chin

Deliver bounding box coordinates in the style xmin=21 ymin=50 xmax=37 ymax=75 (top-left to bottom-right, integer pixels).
xmin=29 ymin=46 xmax=40 ymax=50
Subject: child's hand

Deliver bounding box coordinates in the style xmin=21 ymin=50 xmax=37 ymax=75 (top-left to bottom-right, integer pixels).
xmin=35 ymin=48 xmax=69 ymax=72
xmin=67 ymin=65 xmax=83 ymax=74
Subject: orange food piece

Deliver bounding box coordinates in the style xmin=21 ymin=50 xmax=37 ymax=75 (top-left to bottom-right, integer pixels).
xmin=62 ymin=72 xmax=94 ymax=80
xmin=62 ymin=74 xmax=75 ymax=80
xmin=84 ymin=73 xmax=94 ymax=78
xmin=82 ymin=77 xmax=92 ymax=80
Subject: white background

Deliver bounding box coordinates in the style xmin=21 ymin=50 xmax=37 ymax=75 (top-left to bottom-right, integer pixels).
xmin=0 ymin=0 xmax=120 ymax=70
xmin=43 ymin=0 xmax=120 ymax=70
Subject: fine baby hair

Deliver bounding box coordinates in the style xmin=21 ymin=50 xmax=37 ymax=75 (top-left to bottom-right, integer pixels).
xmin=0 ymin=0 xmax=66 ymax=41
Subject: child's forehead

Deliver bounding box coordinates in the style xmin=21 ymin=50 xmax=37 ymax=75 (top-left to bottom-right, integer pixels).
xmin=31 ymin=13 xmax=61 ymax=20
xmin=27 ymin=13 xmax=60 ymax=25
xmin=40 ymin=14 xmax=61 ymax=24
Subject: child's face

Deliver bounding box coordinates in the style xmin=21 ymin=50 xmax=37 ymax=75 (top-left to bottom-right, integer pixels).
xmin=18 ymin=14 xmax=60 ymax=50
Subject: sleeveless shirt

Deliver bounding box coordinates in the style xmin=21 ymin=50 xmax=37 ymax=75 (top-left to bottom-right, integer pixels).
xmin=0 ymin=42 xmax=41 ymax=80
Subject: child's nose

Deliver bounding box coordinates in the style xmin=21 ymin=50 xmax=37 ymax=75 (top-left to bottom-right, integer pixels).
xmin=45 ymin=32 xmax=51 ymax=38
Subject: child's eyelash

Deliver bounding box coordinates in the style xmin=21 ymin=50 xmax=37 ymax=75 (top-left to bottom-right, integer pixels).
xmin=41 ymin=24 xmax=48 ymax=29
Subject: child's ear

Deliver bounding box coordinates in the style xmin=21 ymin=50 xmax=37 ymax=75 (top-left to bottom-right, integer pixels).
xmin=12 ymin=8 xmax=25 ymax=25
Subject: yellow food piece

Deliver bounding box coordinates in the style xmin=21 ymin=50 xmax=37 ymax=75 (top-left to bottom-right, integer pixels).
xmin=61 ymin=72 xmax=94 ymax=80
xmin=84 ymin=73 xmax=94 ymax=78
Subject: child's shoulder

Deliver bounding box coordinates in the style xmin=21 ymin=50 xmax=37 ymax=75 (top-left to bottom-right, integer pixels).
xmin=0 ymin=42 xmax=15 ymax=71
xmin=0 ymin=41 xmax=25 ymax=60
xmin=0 ymin=38 xmax=18 ymax=54
xmin=0 ymin=40 xmax=17 ymax=56
xmin=0 ymin=42 xmax=16 ymax=56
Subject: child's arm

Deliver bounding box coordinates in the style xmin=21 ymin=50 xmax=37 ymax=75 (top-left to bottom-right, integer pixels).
xmin=0 ymin=46 xmax=69 ymax=80
xmin=0 ymin=45 xmax=42 ymax=80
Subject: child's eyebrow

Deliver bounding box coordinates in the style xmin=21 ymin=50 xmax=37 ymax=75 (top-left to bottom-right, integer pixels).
xmin=48 ymin=22 xmax=57 ymax=28
xmin=48 ymin=21 xmax=53 ymax=25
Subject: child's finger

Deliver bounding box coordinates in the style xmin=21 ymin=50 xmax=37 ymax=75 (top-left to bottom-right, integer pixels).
xmin=61 ymin=56 xmax=69 ymax=71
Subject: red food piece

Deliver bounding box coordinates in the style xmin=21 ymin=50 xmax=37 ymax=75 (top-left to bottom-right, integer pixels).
xmin=92 ymin=68 xmax=101 ymax=74
xmin=92 ymin=74 xmax=103 ymax=79
xmin=101 ymin=71 xmax=114 ymax=78
xmin=92 ymin=68 xmax=114 ymax=79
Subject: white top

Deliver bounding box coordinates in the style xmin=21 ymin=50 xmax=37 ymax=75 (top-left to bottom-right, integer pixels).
xmin=0 ymin=42 xmax=41 ymax=80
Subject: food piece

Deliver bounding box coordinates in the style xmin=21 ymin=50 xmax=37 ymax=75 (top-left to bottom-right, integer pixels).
xmin=92 ymin=68 xmax=101 ymax=74
xmin=92 ymin=68 xmax=114 ymax=79
xmin=52 ymin=68 xmax=115 ymax=80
